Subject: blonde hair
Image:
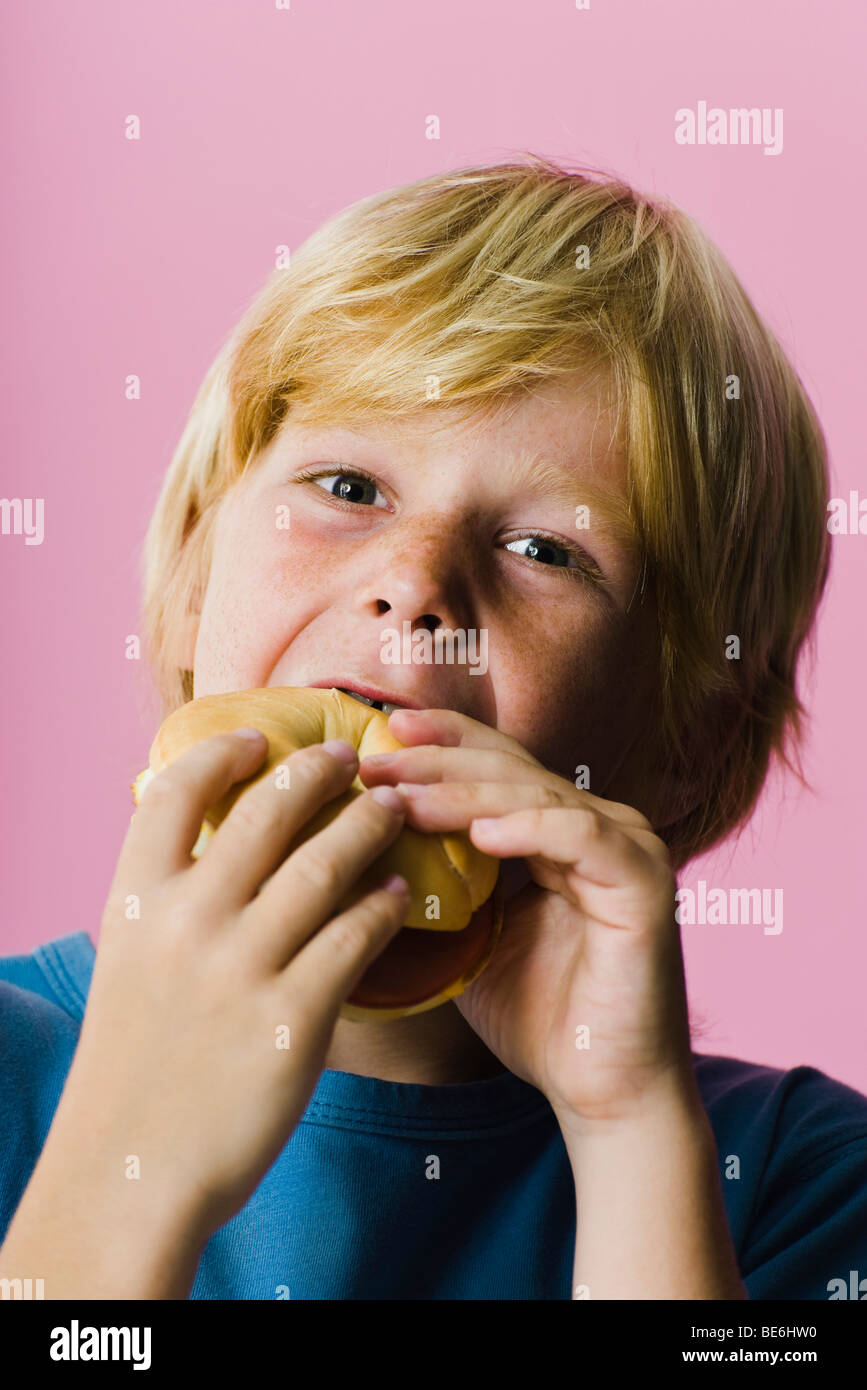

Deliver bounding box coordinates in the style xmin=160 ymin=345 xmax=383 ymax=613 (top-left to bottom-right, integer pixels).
xmin=142 ymin=155 xmax=831 ymax=869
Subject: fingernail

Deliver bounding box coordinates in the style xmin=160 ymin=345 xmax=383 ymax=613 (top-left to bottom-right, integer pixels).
xmin=395 ymin=782 xmax=426 ymax=797
xmin=234 ymin=726 xmax=267 ymax=742
xmin=370 ymin=784 xmax=406 ymax=811
xmin=361 ymin=752 xmax=395 ymax=765
xmin=320 ymin=738 xmax=358 ymax=766
xmin=382 ymin=873 xmax=409 ymax=896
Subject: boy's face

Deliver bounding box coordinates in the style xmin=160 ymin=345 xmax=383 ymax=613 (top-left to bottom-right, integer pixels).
xmin=185 ymin=375 xmax=659 ymax=814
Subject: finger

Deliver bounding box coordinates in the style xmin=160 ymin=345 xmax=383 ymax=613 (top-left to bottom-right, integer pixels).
xmin=469 ymin=807 xmax=672 ymax=889
xmin=363 ymin=741 xmax=652 ymax=831
xmin=387 ymin=777 xmax=654 ymax=839
xmin=286 ymin=874 xmax=410 ymax=1014
xmin=360 ymin=744 xmax=550 ymax=789
xmin=389 ymin=778 xmax=567 ymax=834
xmin=120 ymin=729 xmax=269 ymax=887
xmin=386 ymin=707 xmax=542 ymax=766
xmin=185 ymin=741 xmax=361 ymax=907
xmin=244 ymin=786 xmax=409 ymax=970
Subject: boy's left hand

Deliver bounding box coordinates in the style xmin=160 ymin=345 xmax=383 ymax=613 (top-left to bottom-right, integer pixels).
xmin=359 ymin=709 xmax=696 ymax=1132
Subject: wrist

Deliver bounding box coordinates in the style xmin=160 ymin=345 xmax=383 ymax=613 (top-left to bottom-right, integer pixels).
xmin=551 ymin=1063 xmax=707 ymax=1152
xmin=2 ymin=1132 xmax=213 ymax=1299
xmin=553 ymin=1070 xmax=746 ymax=1299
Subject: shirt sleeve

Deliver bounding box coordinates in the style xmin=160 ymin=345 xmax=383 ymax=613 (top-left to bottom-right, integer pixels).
xmin=739 ymin=1065 xmax=867 ymax=1300
xmin=0 ymin=980 xmax=80 ymax=1245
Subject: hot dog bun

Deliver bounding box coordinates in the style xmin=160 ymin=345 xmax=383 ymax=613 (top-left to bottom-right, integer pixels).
xmin=131 ymin=687 xmax=503 ymax=1021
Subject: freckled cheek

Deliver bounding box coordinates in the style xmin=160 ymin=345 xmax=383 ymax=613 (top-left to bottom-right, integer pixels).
xmin=214 ymin=509 xmax=328 ymax=608
xmin=277 ymin=514 xmax=346 ymax=586
xmin=490 ymin=612 xmax=620 ymax=763
xmin=195 ymin=514 xmax=311 ymax=686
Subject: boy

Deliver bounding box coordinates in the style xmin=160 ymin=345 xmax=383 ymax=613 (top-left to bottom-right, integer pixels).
xmin=2 ymin=157 xmax=866 ymax=1300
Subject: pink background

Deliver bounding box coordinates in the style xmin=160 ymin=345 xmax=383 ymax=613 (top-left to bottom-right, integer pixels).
xmin=2 ymin=0 xmax=865 ymax=1090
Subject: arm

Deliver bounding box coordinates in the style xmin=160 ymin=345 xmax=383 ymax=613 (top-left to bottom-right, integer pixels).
xmin=358 ymin=708 xmax=752 ymax=1303
xmin=2 ymin=729 xmax=411 ymax=1299
xmin=0 ymin=1114 xmax=211 ymax=1299
xmin=555 ymin=1076 xmax=748 ymax=1300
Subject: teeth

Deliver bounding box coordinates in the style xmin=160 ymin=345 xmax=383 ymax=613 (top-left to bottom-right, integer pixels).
xmin=339 ymin=688 xmax=401 ymax=715
xmin=340 ymin=688 xmax=378 ymax=708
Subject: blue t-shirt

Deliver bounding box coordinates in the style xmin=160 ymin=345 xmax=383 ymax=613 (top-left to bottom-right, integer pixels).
xmin=1 ymin=931 xmax=866 ymax=1300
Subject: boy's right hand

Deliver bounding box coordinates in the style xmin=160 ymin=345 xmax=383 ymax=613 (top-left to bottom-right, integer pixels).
xmin=58 ymin=728 xmax=409 ymax=1240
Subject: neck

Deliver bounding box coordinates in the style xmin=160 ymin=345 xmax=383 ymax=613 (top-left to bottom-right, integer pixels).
xmin=324 ymin=1002 xmax=506 ymax=1085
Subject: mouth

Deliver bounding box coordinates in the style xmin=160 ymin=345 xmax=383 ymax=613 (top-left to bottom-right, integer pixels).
xmin=339 ymin=689 xmax=403 ymax=716
xmin=307 ymin=680 xmax=423 ymax=716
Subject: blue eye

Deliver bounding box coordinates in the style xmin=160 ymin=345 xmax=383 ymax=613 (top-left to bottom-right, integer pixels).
xmin=298 ymin=467 xmax=388 ymax=508
xmin=506 ymin=534 xmax=603 ymax=583
xmin=506 ymin=536 xmax=571 ymax=567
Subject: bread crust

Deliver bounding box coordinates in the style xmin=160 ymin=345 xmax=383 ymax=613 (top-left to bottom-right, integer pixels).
xmin=132 ymin=686 xmax=500 ymax=934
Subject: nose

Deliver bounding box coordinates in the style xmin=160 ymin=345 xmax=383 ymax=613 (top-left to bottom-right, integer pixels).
xmin=351 ymin=519 xmax=474 ymax=633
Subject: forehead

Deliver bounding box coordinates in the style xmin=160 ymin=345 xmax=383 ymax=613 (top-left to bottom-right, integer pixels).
xmin=272 ymin=369 xmax=624 ymax=473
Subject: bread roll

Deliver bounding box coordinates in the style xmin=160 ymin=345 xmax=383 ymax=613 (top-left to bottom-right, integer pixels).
xmin=132 ymin=686 xmax=503 ymax=1020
